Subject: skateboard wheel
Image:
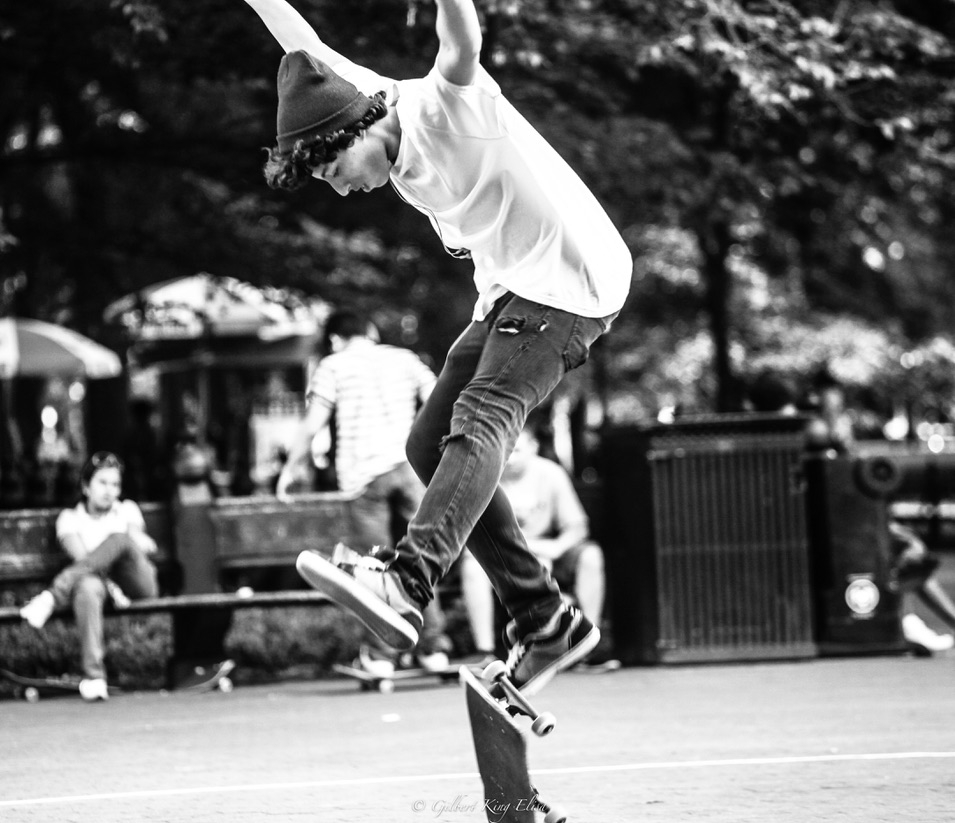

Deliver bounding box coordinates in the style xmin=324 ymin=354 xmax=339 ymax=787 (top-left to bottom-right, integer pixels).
xmin=218 ymin=677 xmax=234 ymax=693
xmin=378 ymin=679 xmax=395 ymax=694
xmin=531 ymin=711 xmax=556 ymax=737
xmin=543 ymin=804 xmax=569 ymax=823
xmin=482 ymin=659 xmax=507 ymax=682
xmin=24 ymin=687 xmax=40 ymax=703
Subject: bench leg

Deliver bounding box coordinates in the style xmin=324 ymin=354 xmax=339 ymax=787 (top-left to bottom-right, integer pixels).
xmin=168 ymin=607 xmax=234 ymax=689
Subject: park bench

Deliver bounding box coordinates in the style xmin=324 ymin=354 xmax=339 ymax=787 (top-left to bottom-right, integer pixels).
xmin=0 ymin=491 xmax=358 ymax=686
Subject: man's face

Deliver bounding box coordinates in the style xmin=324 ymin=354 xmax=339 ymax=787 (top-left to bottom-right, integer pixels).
xmin=311 ymin=133 xmax=391 ymax=196
xmin=503 ymin=430 xmax=539 ymax=480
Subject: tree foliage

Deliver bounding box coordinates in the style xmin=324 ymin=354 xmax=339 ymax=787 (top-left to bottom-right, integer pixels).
xmin=1 ymin=0 xmax=954 ymax=420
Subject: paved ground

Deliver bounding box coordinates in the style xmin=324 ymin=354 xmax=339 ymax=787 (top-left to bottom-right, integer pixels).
xmin=2 ymin=650 xmax=954 ymax=823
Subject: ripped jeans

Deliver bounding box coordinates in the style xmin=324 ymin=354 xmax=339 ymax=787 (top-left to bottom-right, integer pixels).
xmin=389 ymin=292 xmax=617 ymax=637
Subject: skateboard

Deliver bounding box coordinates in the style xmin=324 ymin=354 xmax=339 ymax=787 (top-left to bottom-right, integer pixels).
xmin=0 ymin=669 xmax=118 ymax=703
xmin=332 ymin=661 xmax=462 ymax=693
xmin=461 ymin=661 xmax=568 ymax=823
xmin=168 ymin=659 xmax=236 ymax=693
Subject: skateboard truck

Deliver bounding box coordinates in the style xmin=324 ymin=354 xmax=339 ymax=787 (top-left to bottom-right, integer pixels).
xmin=482 ymin=660 xmax=557 ymax=737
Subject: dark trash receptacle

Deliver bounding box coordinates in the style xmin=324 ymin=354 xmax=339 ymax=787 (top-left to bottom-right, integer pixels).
xmin=602 ymin=414 xmax=817 ymax=665
xmin=805 ymin=454 xmax=905 ymax=655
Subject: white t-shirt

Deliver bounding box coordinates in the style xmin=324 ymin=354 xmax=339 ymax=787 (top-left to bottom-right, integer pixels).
xmin=307 ymin=340 xmax=435 ymax=493
xmin=500 ymin=455 xmax=588 ymax=541
xmin=55 ymin=499 xmax=146 ymax=559
xmin=337 ymin=61 xmax=632 ymax=321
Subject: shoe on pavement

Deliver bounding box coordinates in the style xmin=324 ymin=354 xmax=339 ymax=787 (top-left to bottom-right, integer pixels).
xmin=902 ymin=613 xmax=954 ymax=654
xmin=20 ymin=590 xmax=55 ymax=629
xmin=504 ymin=605 xmax=600 ymax=696
xmin=576 ymin=655 xmax=622 ymax=673
xmin=79 ymin=678 xmax=109 ymax=702
xmin=459 ymin=651 xmax=498 ymax=674
xmin=358 ymin=644 xmax=396 ymax=679
xmin=576 ymin=635 xmax=622 ymax=672
xmin=416 ymin=650 xmax=450 ymax=673
xmin=296 ymin=545 xmax=422 ymax=651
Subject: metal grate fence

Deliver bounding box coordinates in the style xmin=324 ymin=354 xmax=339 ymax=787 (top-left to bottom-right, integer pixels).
xmin=603 ymin=415 xmax=817 ymax=664
xmin=648 ymin=428 xmax=815 ymax=660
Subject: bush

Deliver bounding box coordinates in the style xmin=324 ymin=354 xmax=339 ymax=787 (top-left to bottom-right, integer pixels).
xmin=0 ymin=613 xmax=170 ymax=690
xmin=0 ymin=588 xmax=479 ymax=698
xmin=0 ymin=604 xmax=367 ymax=697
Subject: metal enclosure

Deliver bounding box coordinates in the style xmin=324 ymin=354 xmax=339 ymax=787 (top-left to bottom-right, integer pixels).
xmin=603 ymin=415 xmax=817 ymax=664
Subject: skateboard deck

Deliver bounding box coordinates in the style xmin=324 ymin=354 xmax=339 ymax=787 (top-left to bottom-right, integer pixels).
xmin=0 ymin=669 xmax=117 ymax=702
xmin=461 ymin=665 xmax=567 ymax=823
xmin=333 ymin=661 xmax=461 ymax=693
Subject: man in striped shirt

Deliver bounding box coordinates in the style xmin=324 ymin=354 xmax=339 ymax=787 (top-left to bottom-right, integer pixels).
xmin=277 ymin=310 xmax=450 ymax=672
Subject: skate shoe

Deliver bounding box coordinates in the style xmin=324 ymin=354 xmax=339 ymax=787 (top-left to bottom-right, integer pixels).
xmin=504 ymin=606 xmax=600 ymax=695
xmin=20 ymin=590 xmax=55 ymax=629
xmin=358 ymin=644 xmax=396 ymax=679
xmin=106 ymin=579 xmax=131 ymax=609
xmin=415 ymin=650 xmax=450 ymax=673
xmin=902 ymin=613 xmax=954 ymax=654
xmin=79 ymin=677 xmax=109 ymax=702
xmin=296 ymin=544 xmax=422 ymax=651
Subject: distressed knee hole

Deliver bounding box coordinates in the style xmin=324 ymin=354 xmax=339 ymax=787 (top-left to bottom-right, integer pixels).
xmin=438 ymin=430 xmax=468 ymax=452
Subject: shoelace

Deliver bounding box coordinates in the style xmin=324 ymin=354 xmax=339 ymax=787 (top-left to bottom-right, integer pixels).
xmin=505 ymin=639 xmax=526 ymax=675
xmin=332 ymin=543 xmax=389 ymax=574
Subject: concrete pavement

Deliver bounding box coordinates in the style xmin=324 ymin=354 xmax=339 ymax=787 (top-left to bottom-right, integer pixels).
xmin=1 ymin=651 xmax=953 ymax=823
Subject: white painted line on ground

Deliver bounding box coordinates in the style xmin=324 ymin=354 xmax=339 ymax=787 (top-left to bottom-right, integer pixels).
xmin=530 ymin=750 xmax=955 ymax=776
xmin=2 ymin=751 xmax=953 ymax=808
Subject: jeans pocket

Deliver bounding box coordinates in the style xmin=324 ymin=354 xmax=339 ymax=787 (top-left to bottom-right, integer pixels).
xmin=561 ymin=311 xmax=618 ymax=372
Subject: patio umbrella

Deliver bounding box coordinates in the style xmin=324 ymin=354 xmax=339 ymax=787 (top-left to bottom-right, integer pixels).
xmin=103 ymin=274 xmax=325 ymax=447
xmin=0 ymin=317 xmax=122 ymax=379
xmin=102 ymin=272 xmax=321 ymax=341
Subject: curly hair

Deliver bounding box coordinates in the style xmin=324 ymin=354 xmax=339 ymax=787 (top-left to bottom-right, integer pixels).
xmin=264 ymin=91 xmax=389 ymax=191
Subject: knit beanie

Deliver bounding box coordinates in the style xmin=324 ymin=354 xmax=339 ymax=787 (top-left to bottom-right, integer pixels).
xmin=276 ymin=50 xmax=375 ymax=154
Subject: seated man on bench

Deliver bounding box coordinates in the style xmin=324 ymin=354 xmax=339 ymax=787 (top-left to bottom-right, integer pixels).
xmin=460 ymin=419 xmax=616 ymax=668
xmin=19 ymin=452 xmax=159 ymax=701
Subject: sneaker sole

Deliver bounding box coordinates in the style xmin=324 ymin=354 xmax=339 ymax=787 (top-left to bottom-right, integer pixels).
xmin=296 ymin=552 xmax=419 ymax=651
xmin=519 ymin=624 xmax=601 ymax=697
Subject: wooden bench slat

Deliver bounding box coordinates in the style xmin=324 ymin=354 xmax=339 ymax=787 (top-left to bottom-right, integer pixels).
xmin=0 ymin=590 xmax=332 ymax=625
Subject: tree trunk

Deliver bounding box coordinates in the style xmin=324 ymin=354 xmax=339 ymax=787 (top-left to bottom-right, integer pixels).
xmin=697 ymin=220 xmax=737 ymax=412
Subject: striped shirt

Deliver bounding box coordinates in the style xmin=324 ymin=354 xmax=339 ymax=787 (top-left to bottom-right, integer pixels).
xmin=306 ymin=339 xmax=435 ymax=493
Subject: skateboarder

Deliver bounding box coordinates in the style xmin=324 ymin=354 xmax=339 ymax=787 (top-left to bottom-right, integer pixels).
xmin=242 ymin=0 xmax=632 ymax=694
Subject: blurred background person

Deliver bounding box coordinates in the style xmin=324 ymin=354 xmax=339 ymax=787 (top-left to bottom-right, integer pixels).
xmin=277 ymin=310 xmax=451 ymax=675
xmin=461 ymin=417 xmax=617 ymax=668
xmin=19 ymin=452 xmax=159 ymax=701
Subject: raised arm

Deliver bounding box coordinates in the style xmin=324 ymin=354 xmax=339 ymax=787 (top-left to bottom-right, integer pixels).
xmin=243 ymin=0 xmax=349 ymax=70
xmin=435 ymin=0 xmax=482 ymax=86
